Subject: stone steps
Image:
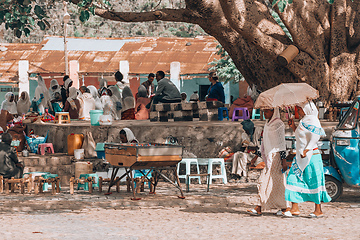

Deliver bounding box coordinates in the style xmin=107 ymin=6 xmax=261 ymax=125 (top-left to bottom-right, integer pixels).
xmin=19 ymin=153 xmax=75 ymax=186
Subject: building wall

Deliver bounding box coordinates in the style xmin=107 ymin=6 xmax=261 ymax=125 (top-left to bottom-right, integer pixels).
xmin=0 ymin=83 xmax=19 ymax=104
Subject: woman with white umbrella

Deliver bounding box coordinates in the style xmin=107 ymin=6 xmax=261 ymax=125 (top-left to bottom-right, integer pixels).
xmin=284 ymin=101 xmax=331 ymax=217
xmin=248 ymin=108 xmax=289 ymax=216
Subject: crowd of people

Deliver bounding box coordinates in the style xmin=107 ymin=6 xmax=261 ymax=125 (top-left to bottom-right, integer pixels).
xmin=0 ymin=70 xmax=228 ymax=122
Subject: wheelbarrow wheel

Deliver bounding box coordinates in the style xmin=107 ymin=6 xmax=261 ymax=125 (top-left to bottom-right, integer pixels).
xmin=325 ymin=175 xmax=343 ymax=202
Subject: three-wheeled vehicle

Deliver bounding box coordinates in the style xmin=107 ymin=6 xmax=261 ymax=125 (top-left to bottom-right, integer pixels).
xmin=324 ymin=97 xmax=360 ymax=201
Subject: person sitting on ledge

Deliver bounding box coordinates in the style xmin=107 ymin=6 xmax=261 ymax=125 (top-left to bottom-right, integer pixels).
xmin=0 ymin=133 xmax=23 ymax=179
xmin=148 ymin=70 xmax=182 ymax=107
xmin=120 ymin=128 xmax=138 ymax=144
xmin=206 ymin=71 xmax=225 ymax=103
xmin=63 ymin=87 xmax=81 ymax=119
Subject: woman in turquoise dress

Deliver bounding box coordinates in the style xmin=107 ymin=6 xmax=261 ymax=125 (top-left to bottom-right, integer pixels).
xmin=285 ymin=101 xmax=331 ymax=218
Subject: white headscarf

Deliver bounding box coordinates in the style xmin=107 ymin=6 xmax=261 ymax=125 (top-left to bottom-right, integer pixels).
xmin=88 ymin=85 xmax=103 ymax=110
xmin=1 ymin=92 xmax=17 ymax=114
xmin=35 ymin=75 xmax=52 ymax=113
xmin=121 ymin=128 xmax=138 ymax=143
xmin=122 ymin=86 xmax=135 ymax=111
xmin=67 ymin=87 xmax=78 ymax=110
xmin=293 ymin=101 xmax=325 ymax=178
xmin=108 ymin=86 xmax=122 ymax=119
xmin=17 ymin=91 xmax=31 ymax=115
xmin=49 ymin=79 xmax=61 ymax=99
xmin=78 ymin=91 xmax=95 ymax=120
xmin=261 ymin=108 xmax=286 ymax=169
xmin=100 ymin=91 xmax=118 ymax=120
xmin=64 ymin=78 xmax=73 ymax=90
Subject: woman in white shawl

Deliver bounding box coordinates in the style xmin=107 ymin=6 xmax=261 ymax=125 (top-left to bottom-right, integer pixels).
xmin=121 ymin=86 xmax=135 ymax=120
xmin=108 ymin=85 xmax=122 ymax=119
xmin=63 ymin=87 xmax=81 ymax=119
xmin=119 ymin=128 xmax=138 ymax=144
xmin=17 ymin=91 xmax=31 ymax=115
xmin=88 ymin=85 xmax=102 ymax=110
xmin=99 ymin=87 xmax=118 ymax=121
xmin=78 ymin=86 xmax=95 ymax=120
xmin=285 ymin=101 xmax=331 ymax=218
xmin=1 ymin=92 xmax=17 ymax=115
xmin=34 ymin=75 xmax=52 ymax=114
xmin=248 ymin=108 xmax=289 ymax=216
xmin=49 ymin=79 xmax=62 ymax=113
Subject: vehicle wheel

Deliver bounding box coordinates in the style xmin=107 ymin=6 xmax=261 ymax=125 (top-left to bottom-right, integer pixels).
xmin=325 ymin=175 xmax=343 ymax=202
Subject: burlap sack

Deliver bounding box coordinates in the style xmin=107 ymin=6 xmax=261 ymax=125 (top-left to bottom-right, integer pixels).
xmin=83 ymin=131 xmax=97 ymax=158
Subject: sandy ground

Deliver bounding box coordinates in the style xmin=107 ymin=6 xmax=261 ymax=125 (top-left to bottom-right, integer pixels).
xmin=0 ymin=183 xmax=359 ymax=240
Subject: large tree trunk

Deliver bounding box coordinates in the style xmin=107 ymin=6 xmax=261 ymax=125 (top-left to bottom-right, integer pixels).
xmin=79 ymin=0 xmax=360 ymax=103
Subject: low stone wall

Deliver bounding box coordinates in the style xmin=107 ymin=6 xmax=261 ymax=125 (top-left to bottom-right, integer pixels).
xmin=27 ymin=120 xmax=246 ymax=158
xmin=26 ymin=119 xmax=336 ymax=158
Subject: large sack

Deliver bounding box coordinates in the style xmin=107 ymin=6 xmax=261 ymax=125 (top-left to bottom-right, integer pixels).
xmin=0 ymin=110 xmax=13 ymax=131
xmin=8 ymin=125 xmax=26 ymax=151
xmin=83 ymin=131 xmax=97 ymax=158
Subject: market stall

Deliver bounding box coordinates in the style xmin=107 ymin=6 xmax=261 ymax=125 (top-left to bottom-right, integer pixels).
xmin=104 ymin=143 xmax=184 ymax=200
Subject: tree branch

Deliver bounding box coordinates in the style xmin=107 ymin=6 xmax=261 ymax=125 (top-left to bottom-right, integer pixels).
xmin=218 ymin=0 xmax=287 ymax=58
xmin=94 ymin=8 xmax=199 ymax=24
xmin=274 ymin=0 xmax=331 ymax=61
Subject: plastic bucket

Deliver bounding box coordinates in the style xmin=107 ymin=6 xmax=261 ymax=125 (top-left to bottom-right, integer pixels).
xmin=74 ymin=149 xmax=84 ymax=160
xmin=90 ymin=110 xmax=103 ymax=126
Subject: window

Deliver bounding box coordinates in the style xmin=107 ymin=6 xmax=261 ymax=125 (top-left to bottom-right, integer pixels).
xmin=338 ymin=101 xmax=359 ymax=130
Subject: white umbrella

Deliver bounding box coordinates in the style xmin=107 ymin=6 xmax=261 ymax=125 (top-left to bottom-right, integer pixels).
xmin=254 ymin=83 xmax=319 ymax=109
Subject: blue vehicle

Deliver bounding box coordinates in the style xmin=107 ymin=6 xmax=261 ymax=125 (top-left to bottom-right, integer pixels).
xmin=325 ymin=98 xmax=360 ymax=201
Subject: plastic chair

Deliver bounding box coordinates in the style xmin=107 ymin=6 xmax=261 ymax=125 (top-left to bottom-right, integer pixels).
xmin=218 ymin=107 xmax=229 ymax=121
xmin=78 ymin=173 xmax=99 ymax=191
xmin=232 ymin=107 xmax=250 ymax=121
xmin=37 ymin=143 xmax=54 ymax=155
xmin=251 ymin=109 xmax=263 ymax=120
xmin=177 ymin=158 xmax=201 ymax=184
xmin=55 ymin=112 xmax=71 ymax=124
xmin=206 ymin=158 xmax=227 ymax=184
xmin=42 ymin=173 xmax=60 ymax=191
xmin=134 ymin=169 xmax=152 ymax=188
xmin=23 ymin=172 xmax=58 ymax=191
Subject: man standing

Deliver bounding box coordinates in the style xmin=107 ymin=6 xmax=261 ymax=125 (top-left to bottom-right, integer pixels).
xmin=0 ymin=133 xmax=23 ymax=178
xmin=152 ymin=71 xmax=182 ymax=105
xmin=114 ymin=71 xmax=125 ymax=97
xmin=142 ymin=73 xmax=155 ymax=97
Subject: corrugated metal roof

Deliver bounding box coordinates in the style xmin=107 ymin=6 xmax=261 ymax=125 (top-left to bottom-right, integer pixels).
xmin=41 ymin=36 xmax=141 ymax=51
xmin=0 ymin=36 xmax=219 ymax=83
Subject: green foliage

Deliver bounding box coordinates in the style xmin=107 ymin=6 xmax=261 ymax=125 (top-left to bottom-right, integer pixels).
xmin=0 ymin=1 xmax=49 ymax=38
xmin=208 ymin=44 xmax=244 ymax=84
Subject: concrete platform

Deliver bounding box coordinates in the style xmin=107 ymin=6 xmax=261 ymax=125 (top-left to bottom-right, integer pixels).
xmin=26 ymin=119 xmax=338 ymax=159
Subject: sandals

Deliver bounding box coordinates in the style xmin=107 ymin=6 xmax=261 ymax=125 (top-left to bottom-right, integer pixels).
xmin=282 ymin=211 xmax=300 ymax=218
xmin=247 ymin=209 xmax=262 ymax=216
xmin=308 ymin=213 xmax=324 ymax=218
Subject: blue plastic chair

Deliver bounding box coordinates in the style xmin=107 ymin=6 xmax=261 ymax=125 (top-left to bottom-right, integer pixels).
xmin=218 ymin=107 xmax=229 ymax=121
xmin=251 ymin=109 xmax=264 ymax=120
xmin=134 ymin=170 xmax=152 ymax=189
xmin=78 ymin=173 xmax=99 ymax=191
xmin=42 ymin=173 xmax=60 ymax=191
